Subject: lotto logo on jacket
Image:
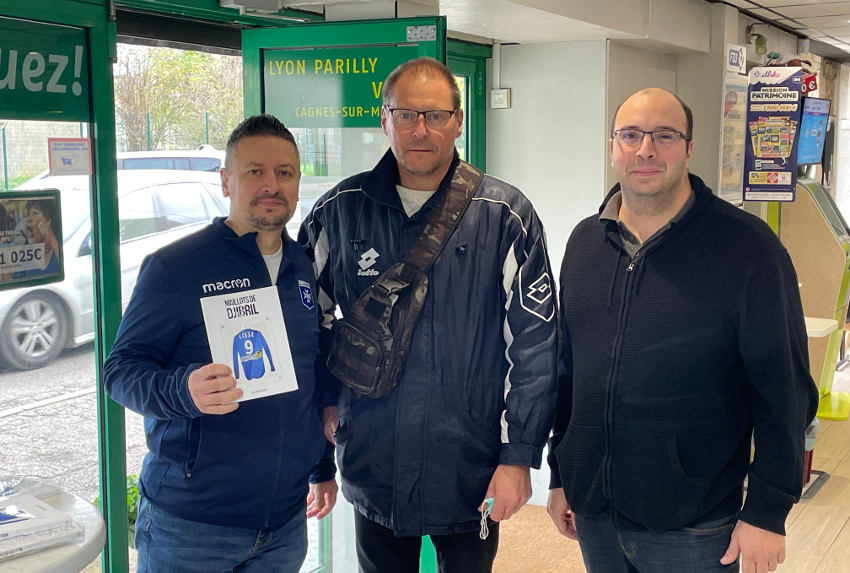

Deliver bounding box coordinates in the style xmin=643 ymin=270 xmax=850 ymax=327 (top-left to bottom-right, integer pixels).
xmin=232 ymin=328 xmax=275 ymax=380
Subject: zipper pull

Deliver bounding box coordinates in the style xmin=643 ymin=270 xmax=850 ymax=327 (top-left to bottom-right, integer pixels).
xmin=627 ymin=251 xmax=640 ymax=272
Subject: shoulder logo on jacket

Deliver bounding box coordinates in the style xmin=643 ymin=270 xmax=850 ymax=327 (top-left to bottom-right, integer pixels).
xmin=357 ymin=247 xmax=380 ymax=277
xmin=202 ymin=277 xmax=252 ymax=294
xmin=298 ymin=280 xmax=315 ymax=310
xmin=526 ymin=273 xmax=552 ymax=304
xmin=521 ymin=271 xmax=555 ymax=321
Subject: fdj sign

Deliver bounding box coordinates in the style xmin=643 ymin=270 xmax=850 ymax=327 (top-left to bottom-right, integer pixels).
xmin=263 ymin=45 xmax=419 ymax=128
xmin=0 ymin=17 xmax=89 ymax=121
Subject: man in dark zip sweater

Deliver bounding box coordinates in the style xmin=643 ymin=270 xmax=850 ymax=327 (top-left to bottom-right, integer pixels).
xmin=547 ymin=88 xmax=818 ymax=573
xmin=105 ymin=116 xmax=336 ymax=572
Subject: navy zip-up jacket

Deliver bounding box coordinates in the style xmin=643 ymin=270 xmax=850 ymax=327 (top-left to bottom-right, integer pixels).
xmin=549 ymin=174 xmax=819 ymax=534
xmin=104 ymin=218 xmax=333 ymax=528
xmin=300 ymin=150 xmax=558 ymax=536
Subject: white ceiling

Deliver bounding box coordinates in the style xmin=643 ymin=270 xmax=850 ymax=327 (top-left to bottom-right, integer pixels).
xmin=722 ymin=0 xmax=850 ymax=52
xmin=437 ymin=0 xmax=632 ymax=44
xmin=290 ymin=0 xmax=850 ymax=60
xmin=435 ymin=0 xmax=850 ymax=61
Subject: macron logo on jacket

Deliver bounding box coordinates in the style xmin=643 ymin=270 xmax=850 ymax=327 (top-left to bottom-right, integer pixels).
xmin=232 ymin=328 xmax=275 ymax=380
xmin=202 ymin=277 xmax=252 ymax=293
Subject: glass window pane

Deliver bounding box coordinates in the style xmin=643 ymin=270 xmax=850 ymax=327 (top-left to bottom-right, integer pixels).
xmin=454 ymin=74 xmax=468 ymax=161
xmin=153 ymin=182 xmax=213 ymax=226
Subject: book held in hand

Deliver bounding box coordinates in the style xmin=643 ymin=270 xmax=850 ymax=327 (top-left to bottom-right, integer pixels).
xmin=201 ymin=285 xmax=299 ymax=401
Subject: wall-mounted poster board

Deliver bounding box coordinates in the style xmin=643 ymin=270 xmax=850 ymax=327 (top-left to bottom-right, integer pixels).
xmin=743 ymin=67 xmax=803 ymax=202
xmin=0 ymin=190 xmax=64 ymax=291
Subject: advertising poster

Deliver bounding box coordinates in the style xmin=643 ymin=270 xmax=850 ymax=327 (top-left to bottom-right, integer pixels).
xmin=0 ymin=191 xmax=64 ymax=291
xmin=719 ymin=72 xmax=748 ymax=204
xmin=48 ymin=138 xmax=92 ymax=176
xmin=743 ymin=67 xmax=804 ymax=202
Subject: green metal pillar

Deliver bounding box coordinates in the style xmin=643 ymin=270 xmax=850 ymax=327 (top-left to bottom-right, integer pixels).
xmin=90 ymin=16 xmax=127 ymax=573
xmin=1 ymin=125 xmax=7 ymax=190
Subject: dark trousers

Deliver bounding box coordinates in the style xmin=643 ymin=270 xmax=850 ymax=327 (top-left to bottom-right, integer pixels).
xmin=575 ymin=513 xmax=739 ymax=573
xmin=354 ymin=510 xmax=499 ymax=573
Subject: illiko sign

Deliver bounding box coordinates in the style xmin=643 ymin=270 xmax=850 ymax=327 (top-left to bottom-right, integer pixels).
xmin=263 ymin=45 xmax=419 ymax=128
xmin=0 ymin=16 xmax=89 ymax=121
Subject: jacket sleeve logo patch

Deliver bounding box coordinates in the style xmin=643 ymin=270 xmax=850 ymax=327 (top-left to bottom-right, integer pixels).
xmin=526 ymin=273 xmax=552 ymax=304
xmin=299 ymin=280 xmax=316 ymax=310
xmin=520 ymin=271 xmax=555 ymax=321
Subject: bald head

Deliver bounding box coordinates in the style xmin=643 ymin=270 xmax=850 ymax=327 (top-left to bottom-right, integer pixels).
xmin=611 ymin=88 xmax=693 ymax=141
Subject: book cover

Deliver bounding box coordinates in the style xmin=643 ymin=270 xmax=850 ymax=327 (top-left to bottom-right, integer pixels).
xmin=0 ymin=494 xmax=72 ymax=540
xmin=200 ymin=285 xmax=299 ymax=401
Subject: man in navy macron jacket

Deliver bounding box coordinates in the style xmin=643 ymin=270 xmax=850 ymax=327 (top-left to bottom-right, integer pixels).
xmin=547 ymin=88 xmax=819 ymax=573
xmin=105 ymin=115 xmax=336 ymax=573
xmin=300 ymin=57 xmax=557 ymax=573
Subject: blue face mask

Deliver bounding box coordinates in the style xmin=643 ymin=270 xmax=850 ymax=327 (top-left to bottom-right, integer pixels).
xmin=479 ymin=496 xmax=494 ymax=540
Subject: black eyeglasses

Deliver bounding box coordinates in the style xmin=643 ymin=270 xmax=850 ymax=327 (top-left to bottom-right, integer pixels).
xmin=384 ymin=106 xmax=458 ymax=128
xmin=612 ymin=129 xmax=690 ymax=149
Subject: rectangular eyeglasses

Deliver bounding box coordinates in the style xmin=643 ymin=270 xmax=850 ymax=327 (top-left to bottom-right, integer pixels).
xmin=385 ymin=106 xmax=458 ymax=128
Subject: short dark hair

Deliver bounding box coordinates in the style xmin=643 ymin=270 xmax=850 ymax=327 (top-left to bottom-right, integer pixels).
xmin=610 ymin=89 xmax=694 ymax=141
xmin=225 ymin=114 xmax=299 ymax=169
xmin=382 ymin=57 xmax=461 ymax=111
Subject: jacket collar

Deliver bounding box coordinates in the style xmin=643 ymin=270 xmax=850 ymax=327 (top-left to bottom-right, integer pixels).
xmin=212 ymin=217 xmax=294 ymax=274
xmin=599 ymin=172 xmax=714 ymax=226
xmin=361 ymin=148 xmax=462 ymax=213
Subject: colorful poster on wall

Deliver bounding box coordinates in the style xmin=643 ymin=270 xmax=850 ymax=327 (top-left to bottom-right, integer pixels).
xmin=719 ymin=72 xmax=748 ymax=204
xmin=743 ymin=67 xmax=803 ymax=202
xmin=0 ymin=190 xmax=64 ymax=291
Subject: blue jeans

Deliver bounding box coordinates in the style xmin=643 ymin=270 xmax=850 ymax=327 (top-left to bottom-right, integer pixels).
xmin=575 ymin=513 xmax=739 ymax=573
xmin=135 ymin=497 xmax=307 ymax=573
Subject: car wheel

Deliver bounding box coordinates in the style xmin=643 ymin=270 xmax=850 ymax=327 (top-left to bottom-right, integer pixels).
xmin=0 ymin=293 xmax=70 ymax=370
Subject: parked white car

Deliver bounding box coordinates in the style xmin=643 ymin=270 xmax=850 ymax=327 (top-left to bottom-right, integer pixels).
xmin=1 ymin=170 xmax=229 ymax=370
xmin=22 ymin=146 xmax=227 ymax=184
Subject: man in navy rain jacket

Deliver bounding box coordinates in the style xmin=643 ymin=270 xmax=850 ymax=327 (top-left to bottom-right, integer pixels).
xmin=300 ymin=57 xmax=557 ymax=573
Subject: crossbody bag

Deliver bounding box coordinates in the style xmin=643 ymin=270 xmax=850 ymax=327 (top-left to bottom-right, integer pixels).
xmin=325 ymin=161 xmax=484 ymax=399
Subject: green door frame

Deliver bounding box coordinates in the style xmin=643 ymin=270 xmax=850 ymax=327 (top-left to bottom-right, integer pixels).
xmin=0 ymin=1 xmax=126 ymax=570
xmin=448 ymin=39 xmax=491 ymax=171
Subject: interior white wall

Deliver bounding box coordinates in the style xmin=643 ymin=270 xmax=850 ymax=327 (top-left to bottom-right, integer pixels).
xmin=676 ymin=2 xmax=739 ymax=192
xmin=485 ymin=40 xmax=607 ymax=506
xmin=605 ymin=41 xmax=678 ymax=190
xmin=486 ymin=40 xmax=608 ymax=283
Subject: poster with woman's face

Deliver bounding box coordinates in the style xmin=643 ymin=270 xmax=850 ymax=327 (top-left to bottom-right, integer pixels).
xmin=0 ymin=190 xmax=63 ymax=290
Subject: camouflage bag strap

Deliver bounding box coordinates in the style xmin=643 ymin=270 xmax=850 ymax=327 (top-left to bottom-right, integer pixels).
xmin=404 ymin=161 xmax=483 ymax=273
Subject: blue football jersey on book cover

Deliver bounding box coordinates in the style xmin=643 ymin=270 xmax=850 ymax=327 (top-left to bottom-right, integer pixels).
xmin=232 ymin=328 xmax=275 ymax=380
